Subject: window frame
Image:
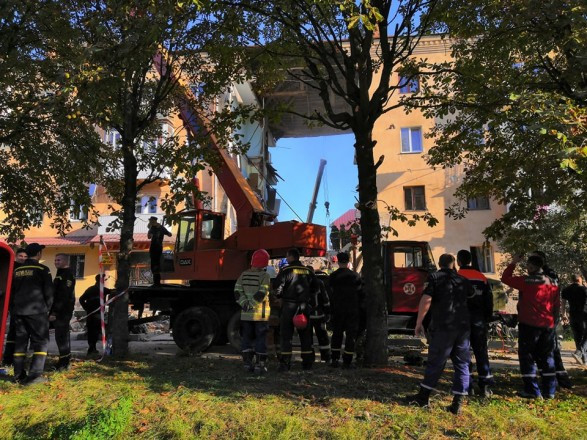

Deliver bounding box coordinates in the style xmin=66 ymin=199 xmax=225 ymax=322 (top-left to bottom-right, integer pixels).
xmin=470 ymin=246 xmax=494 ymax=273
xmin=69 ymin=254 xmax=86 ymax=279
xmin=400 ymin=127 xmax=423 ymax=154
xmin=398 ymin=76 xmax=419 ymax=94
xmin=404 ymin=186 xmax=427 ymax=211
xmin=467 ymin=196 xmax=491 ymax=210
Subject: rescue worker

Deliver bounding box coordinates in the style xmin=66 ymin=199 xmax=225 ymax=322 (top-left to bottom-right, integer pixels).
xmin=530 ymin=251 xmax=572 ymax=389
xmin=328 ymin=252 xmax=363 ymax=369
xmin=307 ymin=266 xmax=331 ymax=363
xmin=501 ymin=254 xmax=559 ymax=399
xmin=234 ymin=249 xmax=271 ymax=375
xmin=561 ymin=274 xmax=587 ymax=364
xmin=2 ymin=248 xmax=28 ymax=367
xmin=50 ymin=254 xmax=76 ymax=370
xmin=408 ymin=254 xmax=472 ymax=415
xmin=79 ymin=274 xmax=113 ymax=356
xmin=457 ymin=249 xmax=494 ymax=397
xmin=274 ymin=248 xmax=318 ymax=371
xmin=267 ymin=258 xmax=290 ymax=358
xmin=147 ymin=216 xmax=172 ymax=286
xmin=11 ymin=243 xmax=53 ymax=385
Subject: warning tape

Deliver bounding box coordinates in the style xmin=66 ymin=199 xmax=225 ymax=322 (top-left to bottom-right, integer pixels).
xmin=70 ymin=288 xmax=128 ymax=324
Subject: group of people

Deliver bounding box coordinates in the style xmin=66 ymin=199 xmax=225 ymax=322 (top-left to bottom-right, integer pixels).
xmin=1 ymin=243 xmax=108 ymax=385
xmin=408 ymin=250 xmax=585 ymax=415
xmin=235 ymin=248 xmax=363 ymax=375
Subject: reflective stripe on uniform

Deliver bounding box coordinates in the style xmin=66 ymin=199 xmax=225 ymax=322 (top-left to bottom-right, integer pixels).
xmin=542 ymin=373 xmax=556 ymax=377
xmin=5 ymin=340 xmax=15 ymax=344
xmin=420 ymin=383 xmax=438 ymax=392
xmin=280 ymin=352 xmax=292 ymax=355
xmin=319 ymin=345 xmax=331 ymax=350
xmin=478 ymin=374 xmax=493 ymax=379
xmin=452 ymin=391 xmax=469 ymax=396
xmin=331 ymin=348 xmax=341 ymax=352
xmin=59 ymin=354 xmax=71 ymax=358
xmin=33 ymin=352 xmax=47 ymax=356
xmin=300 ymin=351 xmax=313 ymax=354
xmin=521 ymin=374 xmax=536 ymax=377
xmin=344 ymin=351 xmax=354 ymax=355
xmin=13 ymin=353 xmax=26 ymax=357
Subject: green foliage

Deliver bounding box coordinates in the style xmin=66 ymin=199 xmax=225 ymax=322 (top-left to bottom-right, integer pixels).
xmin=0 ymin=1 xmax=104 ymax=241
xmin=408 ymin=0 xmax=586 ymax=242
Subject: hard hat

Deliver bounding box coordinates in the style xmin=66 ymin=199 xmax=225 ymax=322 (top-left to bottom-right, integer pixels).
xmin=278 ymin=258 xmax=289 ymax=269
xmin=292 ymin=312 xmax=308 ymax=330
xmin=251 ymin=249 xmax=270 ymax=268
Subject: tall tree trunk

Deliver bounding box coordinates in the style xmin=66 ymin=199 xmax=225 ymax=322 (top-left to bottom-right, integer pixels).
xmin=112 ymin=139 xmax=138 ymax=357
xmin=355 ymin=129 xmax=387 ymax=366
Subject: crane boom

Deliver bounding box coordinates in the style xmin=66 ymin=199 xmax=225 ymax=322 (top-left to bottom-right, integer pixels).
xmin=307 ymin=159 xmax=327 ymax=223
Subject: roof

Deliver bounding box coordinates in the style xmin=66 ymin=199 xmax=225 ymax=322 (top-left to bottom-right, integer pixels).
xmin=331 ymin=209 xmax=360 ymax=229
xmin=91 ymin=233 xmax=174 ymax=244
xmin=8 ymin=236 xmax=94 ymax=247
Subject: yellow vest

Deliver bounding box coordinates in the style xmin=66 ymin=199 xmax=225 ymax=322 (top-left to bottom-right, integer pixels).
xmin=234 ymin=269 xmax=271 ymax=321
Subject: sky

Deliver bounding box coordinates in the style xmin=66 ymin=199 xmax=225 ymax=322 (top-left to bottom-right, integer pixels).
xmin=271 ymin=133 xmax=358 ymax=228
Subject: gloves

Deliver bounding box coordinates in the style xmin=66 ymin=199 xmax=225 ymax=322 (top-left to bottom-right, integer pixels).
xmin=253 ymin=291 xmax=265 ymax=302
xmin=241 ymin=301 xmax=252 ymax=312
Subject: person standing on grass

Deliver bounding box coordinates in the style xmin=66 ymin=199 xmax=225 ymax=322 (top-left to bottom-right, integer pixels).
xmin=1 ymin=248 xmax=28 ymax=367
xmin=274 ymin=248 xmax=318 ymax=372
xmin=457 ymin=249 xmax=495 ymax=397
xmin=50 ymin=254 xmax=76 ymax=371
xmin=307 ymin=266 xmax=332 ymax=363
xmin=562 ymin=274 xmax=587 ymax=365
xmin=530 ymin=250 xmax=572 ymax=389
xmin=328 ymin=252 xmax=363 ymax=369
xmin=234 ymin=249 xmax=271 ymax=375
xmin=501 ymin=254 xmax=559 ymax=399
xmin=11 ymin=243 xmax=54 ymax=385
xmin=79 ymin=274 xmax=113 ymax=356
xmin=408 ymin=253 xmax=472 ymax=415
xmin=147 ymin=216 xmax=172 ymax=286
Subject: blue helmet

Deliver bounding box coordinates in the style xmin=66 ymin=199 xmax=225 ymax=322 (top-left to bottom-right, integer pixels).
xmin=278 ymin=258 xmax=289 ymax=269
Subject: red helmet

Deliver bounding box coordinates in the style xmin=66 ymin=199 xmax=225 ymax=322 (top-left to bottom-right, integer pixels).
xmin=292 ymin=312 xmax=308 ymax=330
xmin=251 ymin=249 xmax=270 ymax=268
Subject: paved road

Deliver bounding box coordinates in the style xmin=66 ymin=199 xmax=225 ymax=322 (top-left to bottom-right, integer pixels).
xmin=48 ymin=331 xmax=586 ymax=372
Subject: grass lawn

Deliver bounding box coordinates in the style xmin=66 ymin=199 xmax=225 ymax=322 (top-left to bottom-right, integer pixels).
xmin=0 ymin=353 xmax=585 ymax=439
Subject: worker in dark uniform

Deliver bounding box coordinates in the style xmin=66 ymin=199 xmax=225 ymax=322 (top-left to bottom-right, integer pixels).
xmin=307 ymin=266 xmax=331 ymax=363
xmin=328 ymin=252 xmax=363 ymax=369
xmin=561 ymin=274 xmax=587 ymax=365
xmin=531 ymin=251 xmax=572 ymax=389
xmin=50 ymin=253 xmax=76 ymax=370
xmin=502 ymin=254 xmax=559 ymax=399
xmin=2 ymin=248 xmax=27 ymax=367
xmin=79 ymin=274 xmax=113 ymax=356
xmin=274 ymin=248 xmax=318 ymax=371
xmin=408 ymin=254 xmax=472 ymax=415
xmin=457 ymin=249 xmax=494 ymax=397
xmin=11 ymin=243 xmax=53 ymax=385
xmin=147 ymin=216 xmax=172 ymax=286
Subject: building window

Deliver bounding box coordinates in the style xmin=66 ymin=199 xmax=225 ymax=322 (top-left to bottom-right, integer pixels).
xmin=399 ymin=76 xmax=419 ymax=94
xmin=70 ymin=254 xmax=86 ymax=279
xmin=404 ymin=186 xmax=426 ymax=211
xmin=105 ymin=130 xmax=121 ymax=148
xmin=467 ymin=196 xmax=490 ymax=210
xmin=470 ymin=246 xmax=494 ymax=273
xmin=70 ymin=203 xmax=88 ymax=221
xmin=135 ymin=196 xmax=157 ymax=214
xmin=27 ymin=208 xmax=44 ymax=225
xmin=400 ymin=127 xmax=423 ymax=153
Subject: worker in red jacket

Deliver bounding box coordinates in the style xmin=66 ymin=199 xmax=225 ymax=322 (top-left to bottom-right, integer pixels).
xmin=501 ymin=254 xmax=560 ymax=399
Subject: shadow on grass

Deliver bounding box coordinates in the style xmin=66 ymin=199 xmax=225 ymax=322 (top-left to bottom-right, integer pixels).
xmin=67 ymin=350 xmax=587 ymax=409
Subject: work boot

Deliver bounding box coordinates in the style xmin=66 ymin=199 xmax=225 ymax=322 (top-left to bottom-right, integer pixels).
xmin=14 ymin=372 xmax=28 ymax=385
xmin=329 ymin=359 xmax=340 ymax=368
xmin=254 ymin=354 xmax=268 ymax=376
xmin=480 ymin=385 xmax=493 ymax=398
xmin=517 ymin=390 xmax=543 ymax=400
xmin=448 ymin=395 xmax=465 ymax=415
xmin=52 ymin=357 xmax=71 ymax=372
xmin=24 ymin=375 xmax=48 ymax=386
xmin=87 ymin=347 xmax=99 ymax=356
xmin=557 ymin=374 xmax=573 ymax=389
xmin=468 ymin=386 xmax=476 ymax=397
xmin=242 ymin=351 xmax=254 ymax=373
xmin=405 ymin=386 xmax=432 ymax=407
xmin=320 ymin=350 xmax=331 ymax=363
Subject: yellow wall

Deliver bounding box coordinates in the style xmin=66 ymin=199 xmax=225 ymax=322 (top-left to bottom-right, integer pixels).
xmin=372 ymin=36 xmax=506 ymax=279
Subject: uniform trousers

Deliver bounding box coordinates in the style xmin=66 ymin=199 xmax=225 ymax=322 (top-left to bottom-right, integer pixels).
xmin=279 ymin=302 xmax=314 ymax=366
xmin=13 ymin=313 xmax=49 ymax=379
xmin=331 ymin=310 xmax=359 ymax=365
xmin=469 ymin=318 xmax=494 ymax=388
xmin=311 ymin=318 xmax=331 ymax=360
xmin=518 ymin=323 xmax=556 ymax=397
xmin=421 ymin=329 xmax=470 ymax=395
xmin=53 ymin=313 xmax=73 ymax=361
